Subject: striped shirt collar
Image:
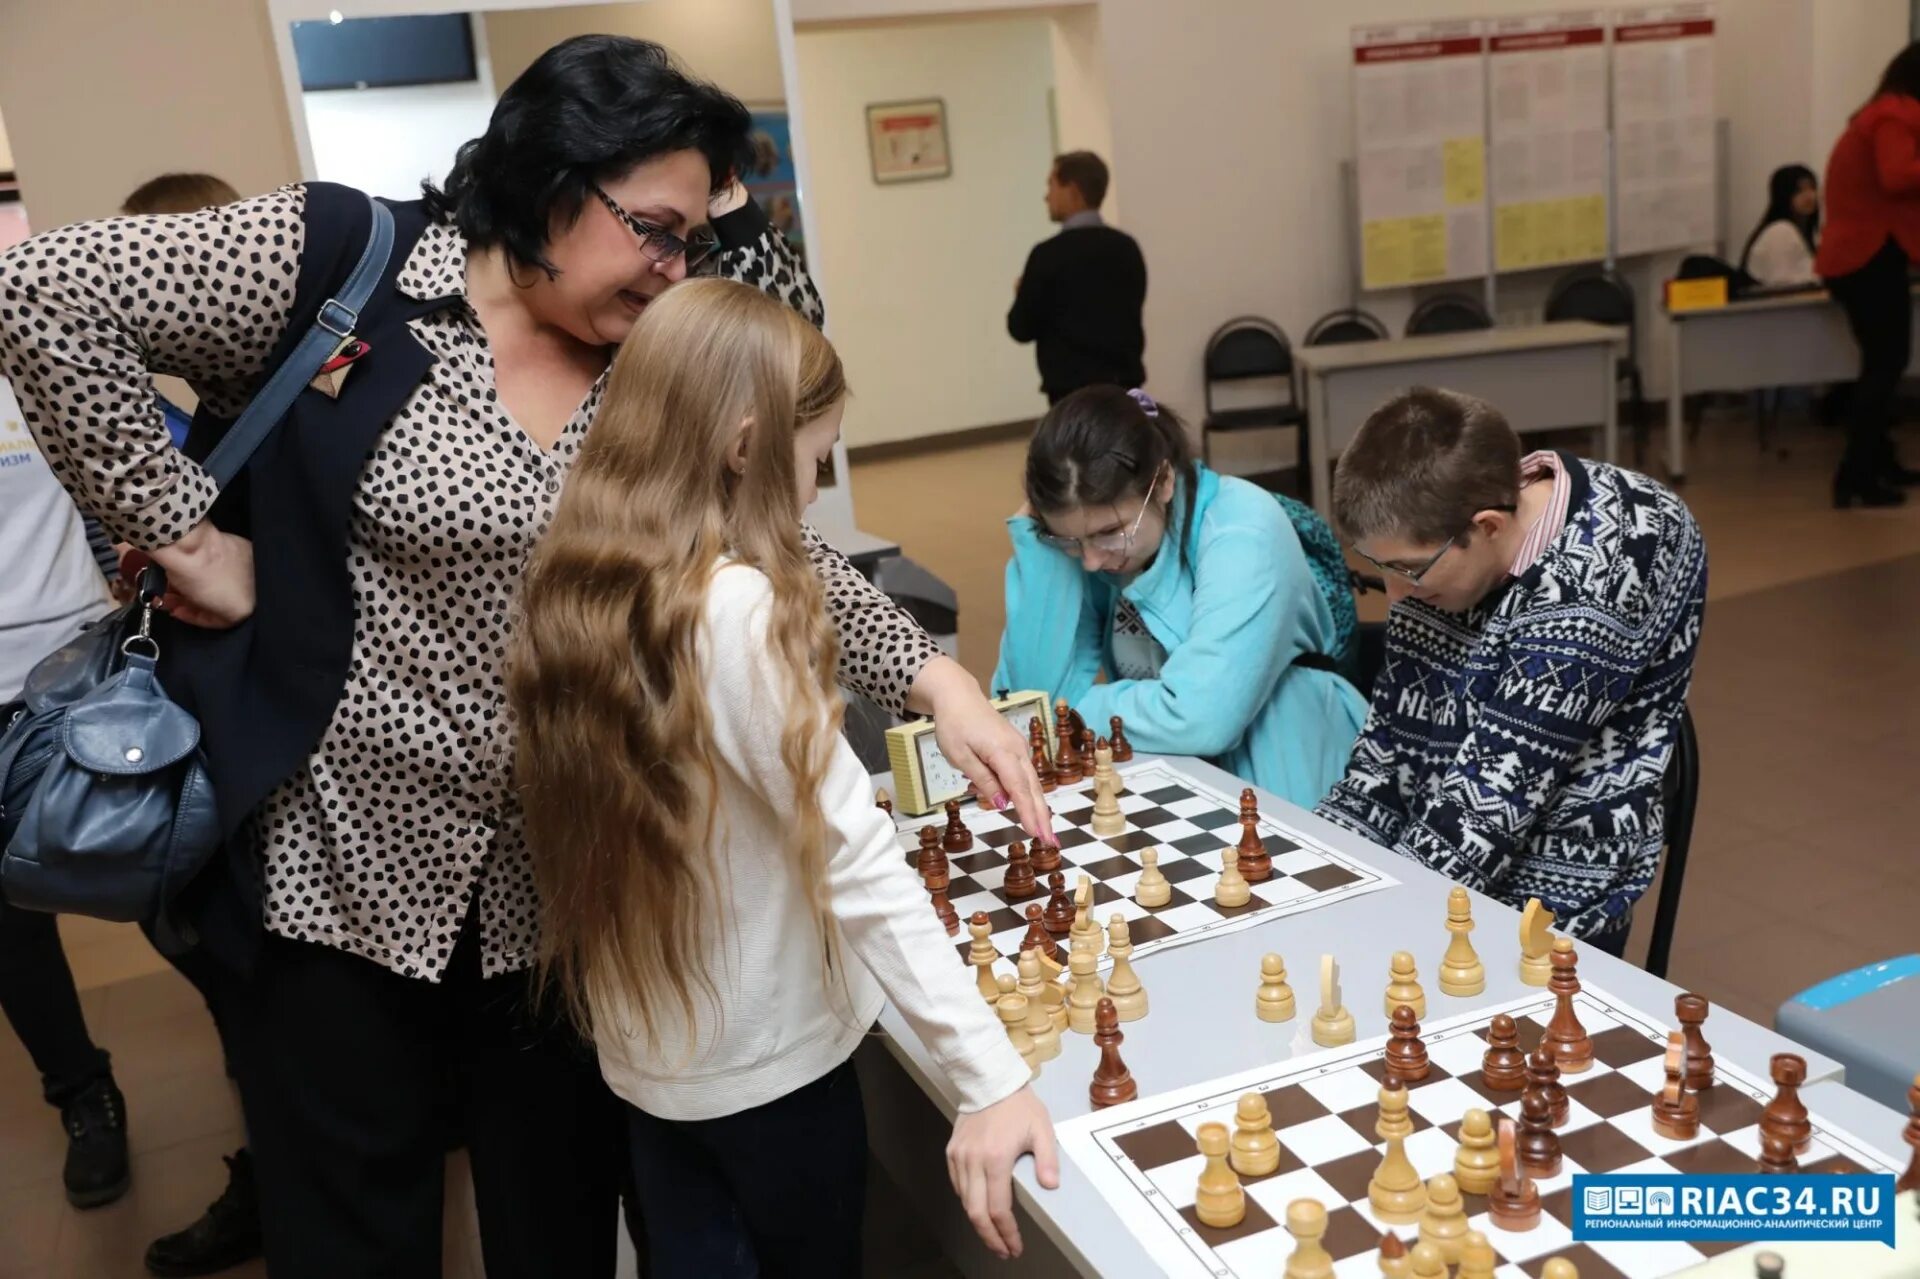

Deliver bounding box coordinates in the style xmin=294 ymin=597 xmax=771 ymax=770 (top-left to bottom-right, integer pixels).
xmin=1509 ymin=450 xmax=1572 ymax=576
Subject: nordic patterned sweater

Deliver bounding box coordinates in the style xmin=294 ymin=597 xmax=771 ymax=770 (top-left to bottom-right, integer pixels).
xmin=1314 ymin=455 xmax=1706 ymax=939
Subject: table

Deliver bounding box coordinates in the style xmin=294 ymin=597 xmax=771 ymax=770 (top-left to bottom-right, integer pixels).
xmin=860 ymin=753 xmax=1847 ymax=1278
xmin=1293 ymin=322 xmax=1627 ymax=517
xmin=1663 ymin=286 xmax=1920 ymax=482
xmin=1776 ymin=955 xmax=1920 ymax=1115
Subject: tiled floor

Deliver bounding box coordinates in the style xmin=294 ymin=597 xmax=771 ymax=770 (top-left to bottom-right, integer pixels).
xmin=4 ymin=407 xmax=1914 ymax=1276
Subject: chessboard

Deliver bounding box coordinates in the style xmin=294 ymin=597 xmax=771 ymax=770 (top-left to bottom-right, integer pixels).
xmin=1056 ymin=985 xmax=1906 ymax=1279
xmin=891 ymin=760 xmax=1395 ymax=979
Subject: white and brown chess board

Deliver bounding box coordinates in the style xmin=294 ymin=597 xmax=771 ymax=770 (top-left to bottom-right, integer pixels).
xmin=892 ymin=760 xmax=1395 ymax=977
xmin=1056 ymin=986 xmax=1905 ymax=1279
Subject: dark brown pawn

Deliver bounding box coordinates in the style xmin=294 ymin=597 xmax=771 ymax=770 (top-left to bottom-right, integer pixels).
xmin=1765 ymin=1054 xmax=1813 ymax=1155
xmin=877 ymin=791 xmax=893 ymax=818
xmin=1481 ymin=1014 xmax=1527 ymax=1091
xmin=1676 ymin=992 xmax=1716 ymax=1091
xmin=1377 ymin=1231 xmax=1406 ymax=1264
xmin=1078 ymin=726 xmax=1096 ymax=761
xmin=1029 ymin=831 xmax=1062 ymax=875
xmin=1029 ymin=719 xmax=1057 ymax=792
xmin=1544 ymin=939 xmax=1593 ymax=1073
xmin=917 ymin=829 xmax=960 ymax=935
xmin=1043 ymin=871 xmax=1075 ymax=935
xmin=1021 ymin=904 xmax=1064 ymax=966
xmin=1487 ymin=1118 xmax=1541 ymax=1232
xmin=1108 ymin=716 xmax=1133 ymax=762
xmin=1526 ymin=1046 xmax=1569 ymax=1128
xmin=1896 ymin=1074 xmax=1919 ymax=1195
xmin=1054 ymin=727 xmax=1084 ymax=785
xmin=1235 ymin=789 xmax=1271 ymax=882
xmin=1002 ymin=840 xmax=1038 ymax=900
xmin=941 ymin=799 xmax=972 ymax=853
xmin=1759 ymin=1124 xmax=1799 ymax=1174
xmin=1089 ymin=997 xmax=1138 ymax=1108
xmin=1384 ymin=1005 xmax=1430 ymax=1084
xmin=1516 ymin=1089 xmax=1562 ymax=1177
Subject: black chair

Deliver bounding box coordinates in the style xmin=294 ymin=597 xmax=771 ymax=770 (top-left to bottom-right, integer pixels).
xmin=1643 ymin=704 xmax=1699 ymax=980
xmin=1405 ymin=293 xmax=1494 ymax=337
xmin=1544 ymin=267 xmax=1649 ymax=464
xmin=1200 ymin=316 xmax=1304 ymax=472
xmin=1305 ymin=308 xmax=1390 ymax=347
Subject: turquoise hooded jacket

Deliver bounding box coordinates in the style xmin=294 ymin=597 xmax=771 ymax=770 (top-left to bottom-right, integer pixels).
xmin=992 ymin=465 xmax=1365 ymax=808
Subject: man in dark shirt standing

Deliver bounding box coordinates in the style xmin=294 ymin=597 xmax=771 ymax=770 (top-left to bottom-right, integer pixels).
xmin=1008 ymin=151 xmax=1147 ymax=404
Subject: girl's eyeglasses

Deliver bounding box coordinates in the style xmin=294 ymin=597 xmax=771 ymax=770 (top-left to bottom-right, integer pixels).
xmin=1034 ymin=464 xmax=1169 ymax=558
xmin=591 ymin=185 xmax=718 ymax=271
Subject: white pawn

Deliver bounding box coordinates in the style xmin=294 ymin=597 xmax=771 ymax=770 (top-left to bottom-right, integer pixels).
xmin=1017 ymin=949 xmax=1061 ymax=1063
xmin=1215 ymin=845 xmax=1250 ymax=908
xmin=996 ymin=975 xmax=1037 ymax=1079
xmin=1229 ymin=1092 xmax=1280 ymax=1178
xmin=1282 ymin=1197 xmax=1334 ymax=1279
xmin=1407 ymin=1241 xmax=1447 ymax=1279
xmin=1453 ymin=1108 xmax=1500 ymax=1196
xmin=1456 ymin=1230 xmax=1497 ymax=1279
xmin=1067 ymin=948 xmax=1104 ymax=1035
xmin=1418 ymin=1173 xmax=1468 ymax=1267
xmin=1384 ymin=950 xmax=1426 ymax=1019
xmin=1104 ymin=915 xmax=1147 ymax=1021
xmin=1133 ymin=847 xmax=1171 ymax=908
xmin=1311 ymin=954 xmax=1355 ymax=1047
xmin=1257 ymin=953 xmax=1297 ymax=1022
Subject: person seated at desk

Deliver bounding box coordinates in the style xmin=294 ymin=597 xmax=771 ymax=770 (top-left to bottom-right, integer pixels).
xmin=994 ymin=385 xmax=1365 ymax=809
xmin=1741 ymin=164 xmax=1821 ymax=287
xmin=1315 ymin=388 xmax=1706 ymax=957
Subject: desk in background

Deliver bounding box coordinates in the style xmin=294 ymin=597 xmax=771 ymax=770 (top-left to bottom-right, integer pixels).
xmin=812 ymin=521 xmax=901 ymax=580
xmin=1294 ymin=322 xmax=1627 ymax=517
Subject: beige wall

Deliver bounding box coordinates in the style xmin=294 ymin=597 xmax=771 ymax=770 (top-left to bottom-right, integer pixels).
xmin=1047 ymin=6 xmax=1117 ymax=220
xmin=795 ymin=14 xmax=1059 ymax=448
xmin=485 ymin=0 xmax=788 ymax=103
xmin=0 ymin=0 xmax=299 ymax=230
xmin=1811 ymin=0 xmax=1910 ymax=166
xmin=0 ymin=106 xmax=13 ymax=173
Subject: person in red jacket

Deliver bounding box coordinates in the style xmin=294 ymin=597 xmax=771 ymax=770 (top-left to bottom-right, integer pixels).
xmin=1816 ymin=43 xmax=1920 ymax=508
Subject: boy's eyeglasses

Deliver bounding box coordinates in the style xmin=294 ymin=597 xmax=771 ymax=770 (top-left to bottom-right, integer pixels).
xmin=591 ymin=185 xmax=718 ymax=270
xmin=1034 ymin=464 xmax=1169 ymax=558
xmin=1349 ymin=505 xmax=1516 ymax=586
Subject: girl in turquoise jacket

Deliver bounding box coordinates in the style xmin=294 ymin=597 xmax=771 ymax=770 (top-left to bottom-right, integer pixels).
xmin=993 ymin=387 xmax=1365 ymax=808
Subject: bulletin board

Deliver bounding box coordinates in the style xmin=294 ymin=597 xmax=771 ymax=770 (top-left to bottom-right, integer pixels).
xmin=1351 ymin=20 xmax=1490 ymax=291
xmin=1611 ymin=3 xmax=1717 ymax=257
xmin=1488 ymin=11 xmax=1610 ymax=272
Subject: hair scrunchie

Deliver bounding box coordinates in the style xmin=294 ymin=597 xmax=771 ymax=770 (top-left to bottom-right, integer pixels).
xmin=1126 ymin=387 xmax=1159 ymax=418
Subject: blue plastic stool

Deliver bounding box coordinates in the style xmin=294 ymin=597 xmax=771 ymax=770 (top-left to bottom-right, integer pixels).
xmin=1775 ymin=955 xmax=1920 ymax=1113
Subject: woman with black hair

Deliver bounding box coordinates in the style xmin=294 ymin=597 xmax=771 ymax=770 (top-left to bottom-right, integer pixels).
xmin=0 ymin=34 xmax=1051 ymax=1278
xmin=1741 ymin=164 xmax=1820 ymax=286
xmin=1816 ymin=41 xmax=1920 ymax=507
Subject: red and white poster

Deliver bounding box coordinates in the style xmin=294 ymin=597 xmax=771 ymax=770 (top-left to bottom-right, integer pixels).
xmin=1488 ymin=11 xmax=1609 ymax=271
xmin=1612 ymin=3 xmax=1717 ymax=256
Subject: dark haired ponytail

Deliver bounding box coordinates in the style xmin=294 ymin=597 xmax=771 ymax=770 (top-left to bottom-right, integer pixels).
xmin=1025 ymin=385 xmax=1199 ymax=572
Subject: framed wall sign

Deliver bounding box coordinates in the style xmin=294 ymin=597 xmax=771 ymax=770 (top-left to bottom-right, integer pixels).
xmin=866 ymin=98 xmax=951 ymax=185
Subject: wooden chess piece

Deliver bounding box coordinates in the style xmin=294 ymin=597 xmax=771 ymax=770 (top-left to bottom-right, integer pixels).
xmin=1021 ymin=903 xmax=1065 ymax=971
xmin=1438 ymin=886 xmax=1486 ymax=996
xmin=1406 ymin=1241 xmax=1446 ymax=1279
xmin=1193 ymin=1122 xmax=1245 ymax=1228
xmin=876 ymin=787 xmax=893 ymax=818
xmin=1376 ymin=1230 xmax=1410 ymax=1279
xmin=1516 ymin=1089 xmax=1562 ymax=1178
xmin=1385 ymin=1005 xmax=1431 ymax=1084
xmin=1282 ymin=1198 xmax=1334 ymax=1279
xmin=967 ymin=912 xmax=999 ymax=1004
xmin=1519 ymin=898 xmax=1554 ymax=986
xmin=1368 ymin=1084 xmax=1427 ymax=1225
xmin=1651 ymin=1030 xmax=1700 ymax=1140
xmin=1002 ymin=840 xmax=1038 ymax=900
xmin=1759 ymin=1122 xmax=1799 ymax=1174
xmin=1675 ymin=991 xmax=1716 ymax=1091
xmin=1384 ymin=950 xmax=1427 ymax=1018
xmin=1895 ymin=1073 xmax=1919 ymax=1194
xmin=941 ymin=799 xmax=972 ymax=853
xmin=1133 ymin=847 xmax=1171 ymax=908
xmin=1104 ymin=914 xmax=1147 ymax=1021
xmin=1053 ymin=709 xmax=1084 ymax=783
xmin=1108 ymin=715 xmax=1133 ymax=762
xmin=1235 ymin=788 xmax=1271 ymax=882
xmin=1069 ymin=874 xmax=1102 ymax=955
xmin=1486 ymin=1118 xmax=1541 ymax=1232
xmin=1017 ymin=949 xmax=1061 ymax=1063
xmin=1043 ymin=871 xmax=1075 ymax=935
xmin=1028 ymin=718 xmax=1057 ymax=792
xmin=996 ymin=975 xmax=1038 ymax=1079
xmin=1067 ymin=705 xmax=1088 ymax=744
xmin=1311 ymin=955 xmax=1355 ymax=1046
xmin=1067 ymin=948 xmax=1104 ymax=1035
xmin=1256 ymin=953 xmax=1297 ymax=1022
xmin=1453 ymin=1108 xmax=1499 ymax=1195
xmin=1215 ymin=845 xmax=1251 ymax=908
xmin=1753 ymin=1252 xmax=1786 ymax=1279
xmin=1541 ymin=1261 xmax=1579 ymax=1279
xmin=1765 ymin=1053 xmax=1813 ymax=1155
xmin=1527 ymin=1045 xmax=1570 ymax=1127
xmin=1418 ymin=1172 xmax=1468 ymax=1266
xmin=1544 ymin=936 xmax=1593 ymax=1074
xmin=917 ymin=828 xmax=960 ymax=935
xmin=1455 ymin=1230 xmax=1496 ymax=1279
xmin=1089 ymin=997 xmax=1137 ymax=1108
xmin=1090 ymin=741 xmax=1125 ymax=836
xmin=1480 ymin=1014 xmax=1527 ymax=1092
xmin=1229 ymin=1091 xmax=1280 ymax=1178
xmin=1029 ymin=823 xmax=1062 ymax=875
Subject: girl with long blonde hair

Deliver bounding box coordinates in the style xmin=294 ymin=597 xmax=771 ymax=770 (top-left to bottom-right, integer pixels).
xmin=510 ymin=278 xmax=1054 ymax=1274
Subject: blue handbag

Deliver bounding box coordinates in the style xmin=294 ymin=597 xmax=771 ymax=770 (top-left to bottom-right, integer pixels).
xmin=0 ymin=194 xmax=393 ymax=951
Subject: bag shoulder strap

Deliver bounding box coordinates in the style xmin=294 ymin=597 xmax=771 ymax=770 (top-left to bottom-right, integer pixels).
xmin=199 ymin=195 xmax=395 ymax=489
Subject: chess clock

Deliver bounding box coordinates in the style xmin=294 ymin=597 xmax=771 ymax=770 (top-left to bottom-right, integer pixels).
xmin=884 ymin=689 xmax=1053 ymax=816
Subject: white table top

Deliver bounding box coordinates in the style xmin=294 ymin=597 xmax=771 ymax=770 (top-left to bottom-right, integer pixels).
xmin=868 ymin=752 xmax=1848 ymax=1278
xmin=1292 ymin=320 xmax=1626 ymax=373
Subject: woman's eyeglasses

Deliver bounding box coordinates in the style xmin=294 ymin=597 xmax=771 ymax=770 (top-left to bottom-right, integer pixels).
xmin=591 ymin=185 xmax=718 ymax=271
xmin=1034 ymin=465 xmax=1169 ymax=559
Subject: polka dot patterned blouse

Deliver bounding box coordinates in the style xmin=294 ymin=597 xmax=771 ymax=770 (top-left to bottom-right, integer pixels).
xmin=0 ymin=185 xmax=941 ymax=982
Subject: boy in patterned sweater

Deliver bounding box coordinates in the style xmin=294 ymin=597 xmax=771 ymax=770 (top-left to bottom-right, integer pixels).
xmin=1315 ymin=388 xmax=1706 ymax=956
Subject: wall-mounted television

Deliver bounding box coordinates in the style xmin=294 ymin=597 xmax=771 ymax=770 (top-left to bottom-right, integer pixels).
xmin=292 ymin=13 xmax=476 ymax=91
